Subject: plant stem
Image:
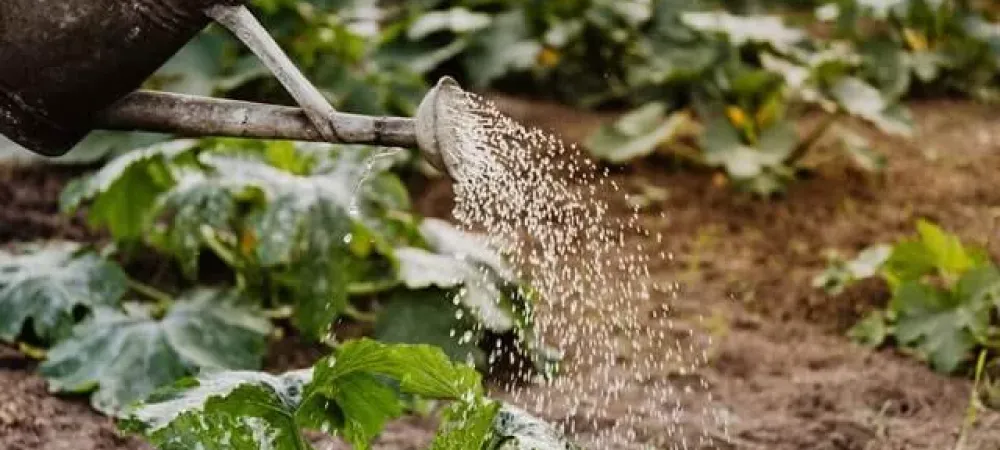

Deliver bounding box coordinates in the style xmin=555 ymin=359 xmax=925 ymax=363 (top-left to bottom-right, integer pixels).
xmin=343 ymin=305 xmax=378 ymax=323
xmin=786 ymin=112 xmax=840 ymax=166
xmin=201 ymin=228 xmax=242 ymax=269
xmin=126 ymin=277 xmax=174 ymax=311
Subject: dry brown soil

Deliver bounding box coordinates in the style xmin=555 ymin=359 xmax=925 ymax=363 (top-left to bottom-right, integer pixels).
xmin=4 ymin=97 xmax=1000 ymax=449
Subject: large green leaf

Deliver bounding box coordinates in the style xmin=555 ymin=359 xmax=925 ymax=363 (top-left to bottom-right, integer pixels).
xmin=428 ymin=398 xmax=502 ymax=450
xmin=418 ymin=218 xmax=514 ymax=282
xmin=700 ymin=117 xmax=793 ymax=179
xmin=882 ymin=219 xmax=987 ymax=287
xmin=407 ymin=8 xmax=493 ymax=40
xmin=0 ymin=243 xmax=127 ymax=342
xmin=490 ymin=404 xmax=579 ymax=450
xmin=828 ymin=77 xmax=913 ymax=137
xmin=122 ymin=370 xmax=313 ymax=450
xmin=586 ymin=104 xmax=690 ymax=163
xmin=375 ymin=290 xmax=486 ymax=366
xmin=153 ymin=170 xmax=239 ymax=278
xmin=40 ymin=288 xmax=271 ymax=415
xmin=890 ymin=277 xmax=992 ymax=373
xmin=126 ymin=339 xmax=481 ymax=449
xmin=61 ymin=140 xmax=199 ymax=241
xmin=463 ymin=10 xmax=542 ymax=87
xmin=395 ymin=247 xmax=515 ymax=332
xmin=124 ymin=338 xmax=577 ymax=450
xmin=199 ymin=153 xmax=370 ymax=339
xmin=680 ymin=12 xmax=806 ymax=49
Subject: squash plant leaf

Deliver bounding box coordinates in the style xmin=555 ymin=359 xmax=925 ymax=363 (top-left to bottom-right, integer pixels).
xmin=375 ymin=289 xmax=486 ymax=367
xmin=122 ymin=369 xmax=314 ymax=450
xmin=882 ymin=219 xmax=988 ymax=287
xmin=680 ymin=12 xmax=806 ymax=49
xmin=828 ymin=77 xmax=913 ymax=137
xmin=429 ymin=398 xmax=502 ymax=450
xmin=299 ymin=338 xmax=481 ymax=448
xmin=462 ymin=10 xmax=541 ymax=88
xmin=123 ymin=339 xmax=577 ymax=450
xmin=890 ymin=273 xmax=996 ymax=373
xmin=60 ymin=140 xmax=199 ymax=242
xmin=0 ymin=242 xmax=127 ymax=342
xmin=395 ymin=247 xmax=515 ymax=332
xmin=418 ymin=218 xmax=515 ymax=282
xmin=40 ymin=288 xmax=271 ymax=415
xmin=586 ymin=104 xmax=690 ymax=163
xmin=199 ymin=153 xmax=372 ymax=339
xmin=488 ymin=404 xmax=580 ymax=450
xmin=152 ymin=170 xmax=239 ymax=278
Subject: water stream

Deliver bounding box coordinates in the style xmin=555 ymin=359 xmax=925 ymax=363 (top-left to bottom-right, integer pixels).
xmin=433 ymin=90 xmax=728 ymax=449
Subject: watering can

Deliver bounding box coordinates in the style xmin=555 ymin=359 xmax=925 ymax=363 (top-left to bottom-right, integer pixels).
xmin=0 ymin=0 xmax=465 ymax=175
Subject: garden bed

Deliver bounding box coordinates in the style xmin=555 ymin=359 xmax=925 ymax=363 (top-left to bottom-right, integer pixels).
xmin=4 ymin=97 xmax=1000 ymax=449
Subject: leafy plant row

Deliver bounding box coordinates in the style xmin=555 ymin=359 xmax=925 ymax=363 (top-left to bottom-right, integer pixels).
xmin=815 ymin=220 xmax=1000 ymax=374
xmin=380 ymin=0 xmax=998 ymax=195
xmin=123 ymin=339 xmax=577 ymax=450
xmin=0 ymin=138 xmax=568 ymax=447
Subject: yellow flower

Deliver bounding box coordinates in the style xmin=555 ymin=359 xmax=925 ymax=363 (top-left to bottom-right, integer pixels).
xmin=903 ymin=28 xmax=929 ymax=51
xmin=537 ymin=47 xmax=561 ymax=68
xmin=725 ymin=105 xmax=748 ymax=128
xmin=240 ymin=229 xmax=257 ymax=255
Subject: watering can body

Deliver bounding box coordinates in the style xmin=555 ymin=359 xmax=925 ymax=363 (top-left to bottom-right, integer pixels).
xmin=0 ymin=0 xmax=239 ymax=156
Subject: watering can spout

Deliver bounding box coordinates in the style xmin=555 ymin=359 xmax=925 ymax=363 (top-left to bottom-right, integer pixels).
xmin=0 ymin=0 xmax=466 ymax=178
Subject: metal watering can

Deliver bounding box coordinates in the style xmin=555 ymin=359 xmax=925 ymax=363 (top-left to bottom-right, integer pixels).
xmin=0 ymin=0 xmax=466 ymax=175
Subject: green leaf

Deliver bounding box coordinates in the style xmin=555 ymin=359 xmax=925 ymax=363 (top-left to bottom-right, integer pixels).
xmin=828 ymin=77 xmax=913 ymax=137
xmin=700 ymin=117 xmax=793 ymax=180
xmin=199 ymin=153 xmax=360 ymax=339
xmin=124 ymin=340 xmax=576 ymax=450
xmin=153 ymin=171 xmax=239 ymax=277
xmin=489 ymin=404 xmax=580 ymax=449
xmin=813 ymin=244 xmax=891 ymax=296
xmin=419 ymin=218 xmax=515 ymax=282
xmin=586 ymin=105 xmax=690 ymax=163
xmin=680 ymin=12 xmax=805 ymax=49
xmin=429 ymin=398 xmax=501 ymax=450
xmin=890 ymin=281 xmax=989 ymax=373
xmin=297 ymin=339 xmax=483 ymax=447
xmin=61 ymin=140 xmax=198 ymax=241
xmin=915 ymin=219 xmax=977 ymax=276
xmin=431 ymin=401 xmax=579 ymax=450
xmin=848 ymin=310 xmax=890 ymax=347
xmin=463 ymin=11 xmax=542 ymax=87
xmin=122 ymin=370 xmax=313 ymax=450
xmin=883 ymin=220 xmax=985 ymax=288
xmin=0 ymin=243 xmax=127 ymax=342
xmin=375 ymin=290 xmax=485 ymax=366
xmin=395 ymin=247 xmax=516 ymax=332
xmin=40 ymin=288 xmax=271 ymax=415
xmin=408 ymin=8 xmax=493 ymax=40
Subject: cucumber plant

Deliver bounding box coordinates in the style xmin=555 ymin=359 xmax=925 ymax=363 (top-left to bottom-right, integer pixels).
xmin=1 ymin=137 xmax=561 ymax=446
xmin=122 ymin=339 xmax=578 ymax=449
xmin=817 ymin=220 xmax=1000 ymax=373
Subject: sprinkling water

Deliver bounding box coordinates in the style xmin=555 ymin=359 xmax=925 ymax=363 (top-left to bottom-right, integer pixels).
xmin=436 ymin=91 xmax=729 ymax=448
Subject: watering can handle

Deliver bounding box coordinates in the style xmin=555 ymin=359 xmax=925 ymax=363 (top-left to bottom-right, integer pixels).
xmin=98 ymin=90 xmax=416 ymax=147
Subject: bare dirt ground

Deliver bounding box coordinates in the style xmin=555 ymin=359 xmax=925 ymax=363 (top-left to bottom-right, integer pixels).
xmin=3 ymin=97 xmax=1000 ymax=449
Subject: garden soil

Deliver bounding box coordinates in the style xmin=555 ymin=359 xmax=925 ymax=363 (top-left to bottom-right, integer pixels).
xmin=4 ymin=97 xmax=1000 ymax=449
